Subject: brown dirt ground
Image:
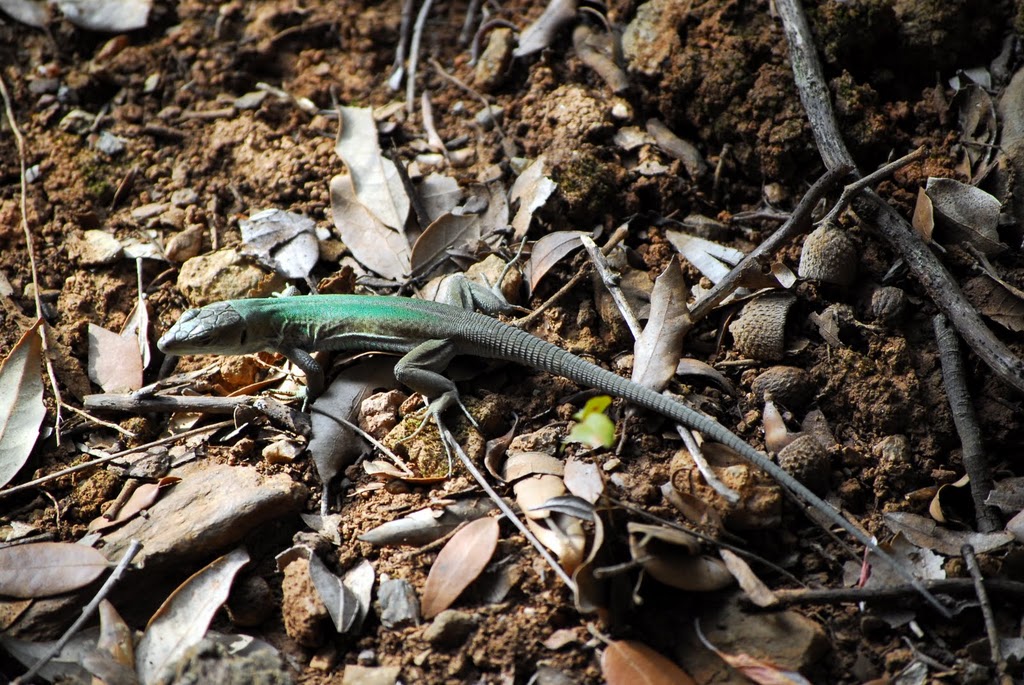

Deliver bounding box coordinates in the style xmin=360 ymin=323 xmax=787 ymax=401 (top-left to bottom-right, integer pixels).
xmin=2 ymin=0 xmax=1024 ymax=683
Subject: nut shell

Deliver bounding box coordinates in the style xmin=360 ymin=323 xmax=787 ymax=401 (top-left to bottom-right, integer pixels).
xmin=729 ymin=293 xmax=796 ymax=361
xmin=798 ymin=225 xmax=857 ymax=286
xmin=777 ymin=434 xmax=830 ymax=495
xmin=870 ymin=286 xmax=907 ymax=325
xmin=751 ymin=366 xmax=813 ymax=407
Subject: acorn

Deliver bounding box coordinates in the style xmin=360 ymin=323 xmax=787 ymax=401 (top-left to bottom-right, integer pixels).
xmin=751 ymin=366 xmax=813 ymax=408
xmin=728 ymin=292 xmax=796 ymax=361
xmin=798 ymin=224 xmax=857 ymax=286
xmin=777 ymin=434 xmax=830 ymax=495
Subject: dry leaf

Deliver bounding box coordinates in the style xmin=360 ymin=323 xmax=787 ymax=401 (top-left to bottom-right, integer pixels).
xmin=695 ymin=621 xmax=812 ymax=685
xmin=97 ymin=599 xmax=134 ymax=668
xmin=509 ymin=157 xmax=557 ymax=238
xmin=417 ymin=173 xmax=463 ymax=223
xmin=308 ymin=553 xmax=361 ymax=633
xmin=665 ymin=230 xmax=744 ymax=284
xmin=330 ymin=174 xmax=411 ymax=280
xmin=89 ymin=477 xmax=179 ymax=533
xmin=0 ymin=631 xmax=98 ymax=683
xmin=601 ymin=639 xmax=697 ymax=685
xmin=911 ymin=187 xmax=934 ymax=241
xmin=646 ymin=118 xmax=707 ymax=179
xmin=925 ymin=177 xmax=1004 ymax=254
xmin=524 ymin=230 xmax=586 ymax=293
xmin=633 ymin=256 xmax=690 ymax=391
xmin=563 ymin=458 xmax=604 ymax=504
xmin=136 ymin=547 xmax=250 ymax=684
xmin=359 ymin=500 xmax=494 ymax=547
xmin=883 ymin=512 xmax=1013 ymax=556
xmin=409 ymin=212 xmax=481 ymax=274
xmin=962 ymin=275 xmax=1024 ymax=332
xmin=719 ymin=549 xmax=778 ymax=608
xmin=88 ymin=323 xmax=144 ymax=393
xmin=421 ymin=516 xmax=499 ymax=619
xmin=240 ymin=208 xmax=320 ymax=280
xmin=0 ymin=542 xmax=109 ymax=598
xmin=0 ymin=320 xmax=46 ymax=489
xmin=335 ymin=106 xmax=410 ymax=231
xmin=628 ymin=523 xmax=733 ymax=592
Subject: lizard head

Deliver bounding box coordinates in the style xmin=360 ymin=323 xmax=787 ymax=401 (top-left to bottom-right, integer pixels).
xmin=158 ymin=302 xmax=256 ymax=356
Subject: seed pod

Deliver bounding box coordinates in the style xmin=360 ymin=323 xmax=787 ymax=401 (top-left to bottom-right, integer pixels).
xmin=751 ymin=366 xmax=813 ymax=408
xmin=871 ymin=286 xmax=907 ymax=325
xmin=777 ymin=434 xmax=830 ymax=495
xmin=798 ymin=224 xmax=857 ymax=286
xmin=728 ymin=293 xmax=796 ymax=361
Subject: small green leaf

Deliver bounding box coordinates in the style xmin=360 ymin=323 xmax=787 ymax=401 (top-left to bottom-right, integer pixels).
xmin=567 ymin=396 xmax=615 ymax=448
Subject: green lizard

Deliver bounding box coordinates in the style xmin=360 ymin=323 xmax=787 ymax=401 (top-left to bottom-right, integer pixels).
xmin=157 ymin=293 xmax=949 ymax=616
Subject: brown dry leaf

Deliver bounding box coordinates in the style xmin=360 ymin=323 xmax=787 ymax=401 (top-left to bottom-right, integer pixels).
xmin=504 ymin=452 xmax=565 ymax=483
xmin=925 ymin=177 xmax=1004 ymax=254
xmin=335 ymin=106 xmax=410 ymax=231
xmin=718 ymin=549 xmax=778 ymax=608
xmin=695 ymin=621 xmax=812 ymax=684
xmin=409 ymin=212 xmax=481 ymax=275
xmin=0 ymin=319 xmax=45 ymax=489
xmin=675 ymin=358 xmax=736 ymax=395
xmin=884 ymin=512 xmax=1013 ymax=556
xmin=601 ymin=639 xmax=697 ymax=685
xmin=89 ymin=477 xmax=180 ymax=533
xmin=646 ymin=118 xmax=707 ymax=179
xmin=633 ymin=256 xmax=690 ymax=391
xmin=962 ymin=274 xmax=1024 ymax=332
xmin=87 ymin=323 xmax=144 ymax=393
xmin=525 ymin=512 xmax=587 ymax=574
xmin=329 ymin=174 xmax=411 ymax=280
xmin=627 ymin=523 xmax=733 ymax=592
xmin=0 ymin=541 xmax=109 ymax=599
xmin=97 ymin=599 xmax=134 ymax=668
xmin=524 ymin=230 xmax=586 ymax=294
xmin=509 ymin=156 xmax=557 ymax=238
xmin=136 ymin=547 xmax=250 ymax=685
xmin=911 ymin=187 xmax=934 ymax=241
xmin=421 ymin=516 xmax=499 ymax=619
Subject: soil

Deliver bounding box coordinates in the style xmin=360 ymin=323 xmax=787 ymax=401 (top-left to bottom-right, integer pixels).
xmin=2 ymin=0 xmax=1024 ymax=683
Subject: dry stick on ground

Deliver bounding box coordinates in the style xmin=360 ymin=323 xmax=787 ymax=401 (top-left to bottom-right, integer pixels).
xmin=763 ymin=577 xmax=1024 ymax=608
xmin=775 ymin=0 xmax=1024 ymax=394
xmin=405 ymin=0 xmax=435 ymax=114
xmin=688 ymin=164 xmax=848 ymax=325
xmin=13 ymin=540 xmax=143 ymax=685
xmin=933 ymin=315 xmax=1001 ymax=533
xmin=963 ymin=544 xmax=1013 ymax=684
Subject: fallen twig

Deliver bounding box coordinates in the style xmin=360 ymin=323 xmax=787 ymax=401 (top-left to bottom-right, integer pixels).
xmin=963 ymin=544 xmax=1012 ymax=684
xmin=579 ymin=235 xmax=643 ymax=339
xmin=774 ymin=0 xmax=1024 ymax=394
xmin=763 ymin=577 xmax=1024 ymax=608
xmin=933 ymin=315 xmax=1001 ymax=533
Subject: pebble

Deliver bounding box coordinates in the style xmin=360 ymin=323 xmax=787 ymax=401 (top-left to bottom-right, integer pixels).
xmin=422 ymin=609 xmax=478 ymax=649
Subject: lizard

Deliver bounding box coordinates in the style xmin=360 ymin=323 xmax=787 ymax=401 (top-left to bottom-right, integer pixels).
xmin=157 ymin=292 xmax=950 ymax=617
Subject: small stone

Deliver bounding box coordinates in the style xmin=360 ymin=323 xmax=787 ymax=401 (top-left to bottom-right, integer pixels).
xmin=69 ymin=229 xmax=123 ymax=266
xmin=474 ymin=105 xmax=504 ymax=130
xmin=798 ymin=225 xmax=857 ymax=286
xmin=422 ymin=609 xmax=478 ymax=649
xmin=342 ymin=665 xmax=401 ymax=685
xmin=281 ymin=557 xmax=329 ymax=647
xmin=474 ymin=28 xmax=514 ymax=91
xmin=728 ymin=293 xmax=796 ymax=361
xmin=176 ymin=248 xmax=286 ymax=305
xmin=165 ymin=225 xmax=205 ymax=263
xmin=777 ymin=435 xmax=830 ymax=495
xmin=234 ymin=90 xmax=269 ymax=110
xmin=378 ymin=577 xmax=421 ymax=629
xmin=871 ymin=286 xmax=907 ymax=325
xmin=751 ymin=366 xmax=813 ymax=408
xmin=170 ymin=188 xmax=200 ymax=207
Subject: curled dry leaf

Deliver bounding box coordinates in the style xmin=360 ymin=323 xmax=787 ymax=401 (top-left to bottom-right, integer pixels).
xmin=694 ymin=621 xmax=812 ymax=685
xmin=97 ymin=599 xmax=134 ymax=669
xmin=308 ymin=553 xmax=361 ymax=633
xmin=633 ymin=256 xmax=690 ymax=392
xmin=410 ymin=212 xmax=481 ymax=275
xmin=962 ymin=275 xmax=1024 ymax=333
xmin=665 ymin=230 xmax=744 ymax=284
xmin=240 ymin=208 xmax=320 ymax=281
xmin=646 ymin=118 xmax=707 ymax=179
xmin=421 ymin=516 xmax=499 ymax=619
xmin=601 ymin=639 xmax=697 ymax=685
xmin=0 ymin=541 xmax=109 ymax=599
xmin=136 ymin=547 xmax=250 ymax=685
xmin=359 ymin=500 xmax=495 ymax=547
xmin=335 ymin=106 xmax=410 ymax=231
xmin=627 ymin=523 xmax=733 ymax=592
xmin=89 ymin=477 xmax=180 ymax=533
xmin=0 ymin=319 xmax=46 ymax=489
xmin=524 ymin=230 xmax=586 ymax=294
xmin=509 ymin=156 xmax=557 ymax=238
xmin=718 ymin=549 xmax=778 ymax=609
xmin=330 ymin=173 xmax=411 ymax=280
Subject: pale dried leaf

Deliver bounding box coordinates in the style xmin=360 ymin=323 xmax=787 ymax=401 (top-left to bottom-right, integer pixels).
xmin=342 ymin=559 xmax=375 ymax=633
xmin=0 ymin=320 xmax=45 ymax=489
xmin=513 ymin=0 xmax=577 ymax=57
xmin=513 ymin=473 xmax=566 ymax=520
xmin=359 ymin=500 xmax=494 ymax=547
xmin=136 ymin=547 xmax=250 ymax=685
xmin=330 ymin=174 xmax=411 ymax=280
xmin=563 ymin=458 xmax=604 ymax=504
xmin=1006 ymin=509 xmax=1024 ymax=543
xmin=421 ymin=516 xmax=499 ymax=618
xmin=911 ymin=187 xmax=934 ymax=241
xmin=884 ymin=512 xmax=1014 ymax=556
xmin=985 ymin=476 xmax=1024 ymax=513
xmin=525 ymin=230 xmax=586 ymax=293
xmin=335 ymin=106 xmax=410 ymax=230
xmin=97 ymin=599 xmax=134 ymax=668
xmin=646 ymin=119 xmax=707 ymax=179
xmin=674 ymin=358 xmax=736 ymax=395
xmin=962 ymin=275 xmax=1024 ymax=332
xmin=0 ymin=631 xmax=97 ymax=683
xmin=509 ymin=157 xmax=557 ymax=238
xmin=240 ymin=208 xmax=320 ymax=280
xmin=308 ymin=553 xmax=360 ymax=633
xmin=0 ymin=0 xmax=49 ymax=27
xmin=525 ymin=513 xmax=586 ymax=573
xmin=0 ymin=542 xmax=109 ymax=598
xmin=925 ymin=177 xmax=1004 ymax=254
xmin=88 ymin=323 xmax=143 ymax=393
xmin=503 ymin=452 xmax=565 ymax=482
xmin=633 ymin=257 xmax=690 ymax=391
xmin=695 ymin=623 xmax=811 ymax=685
xmin=417 ymin=173 xmax=463 ymax=223
xmin=665 ymin=230 xmax=744 ymax=284
xmin=410 ymin=212 xmax=481 ymax=274
xmin=719 ymin=549 xmax=778 ymax=608
xmin=120 ymin=299 xmax=152 ymax=370
xmin=601 ymin=639 xmax=697 ymax=685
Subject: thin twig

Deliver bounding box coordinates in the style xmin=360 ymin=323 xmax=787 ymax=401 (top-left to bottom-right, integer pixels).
xmin=0 ymin=420 xmax=233 ymax=499
xmin=817 ymin=147 xmax=926 ymax=227
xmin=405 ymin=0 xmax=435 ymax=114
xmin=435 ymin=419 xmax=576 ymax=589
xmin=763 ymin=578 xmax=1024 ymax=608
xmin=962 ymin=544 xmax=1011 ymax=684
xmin=458 ymin=0 xmax=484 ymax=46
xmin=774 ymin=0 xmax=1024 ymax=394
xmin=675 ymin=425 xmax=739 ymax=503
xmin=579 ymin=235 xmax=643 ymax=339
xmin=14 ymin=540 xmax=143 ymax=685
xmin=933 ymin=315 xmax=1000 ymax=533
xmin=688 ymin=164 xmax=849 ymax=325
xmin=389 ymin=0 xmax=416 ymax=90
xmin=428 ymin=58 xmax=507 ymax=140
xmin=515 ymin=224 xmax=629 ymax=329
xmin=84 ymin=393 xmax=250 ymax=414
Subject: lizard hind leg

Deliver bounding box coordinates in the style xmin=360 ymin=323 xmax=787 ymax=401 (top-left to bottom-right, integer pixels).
xmin=393 ymin=339 xmax=480 ymax=446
